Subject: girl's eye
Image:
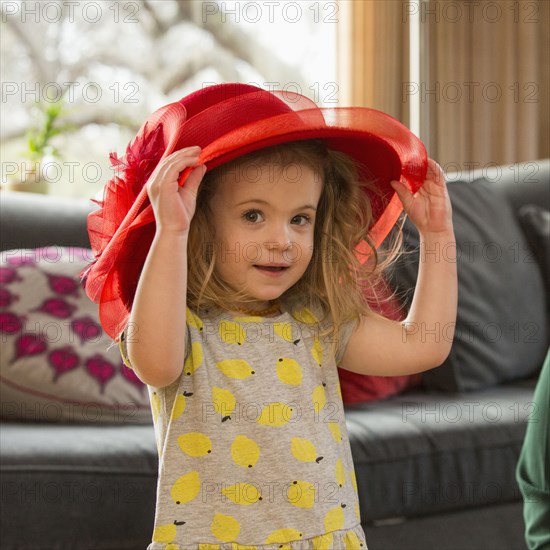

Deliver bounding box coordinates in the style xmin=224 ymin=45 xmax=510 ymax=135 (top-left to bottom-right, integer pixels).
xmin=291 ymin=215 xmax=311 ymax=226
xmin=243 ymin=210 xmax=263 ymax=223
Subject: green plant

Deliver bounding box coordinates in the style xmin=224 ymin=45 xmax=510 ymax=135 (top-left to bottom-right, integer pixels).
xmin=24 ymin=97 xmax=71 ymax=161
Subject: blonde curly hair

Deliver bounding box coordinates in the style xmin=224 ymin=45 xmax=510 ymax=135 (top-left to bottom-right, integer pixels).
xmin=187 ymin=139 xmax=403 ymax=350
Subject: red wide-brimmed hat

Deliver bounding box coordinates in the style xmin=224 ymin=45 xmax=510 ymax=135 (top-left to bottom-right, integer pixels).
xmin=84 ymin=83 xmax=427 ymax=338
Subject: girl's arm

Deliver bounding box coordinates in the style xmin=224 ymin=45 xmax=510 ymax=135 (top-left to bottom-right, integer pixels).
xmin=340 ymin=159 xmax=458 ymax=376
xmin=126 ymin=147 xmax=205 ymax=388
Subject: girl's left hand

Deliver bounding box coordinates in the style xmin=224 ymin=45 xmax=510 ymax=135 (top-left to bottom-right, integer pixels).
xmin=390 ymin=159 xmax=453 ymax=236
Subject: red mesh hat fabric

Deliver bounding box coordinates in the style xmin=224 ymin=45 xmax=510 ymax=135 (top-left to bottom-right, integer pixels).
xmin=83 ymin=83 xmax=427 ymax=339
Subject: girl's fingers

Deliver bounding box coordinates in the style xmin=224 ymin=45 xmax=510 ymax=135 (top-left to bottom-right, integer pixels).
xmin=426 ymin=159 xmax=445 ymax=187
xmin=148 ymin=147 xmax=202 ymax=191
xmin=390 ymin=179 xmax=415 ymax=210
xmin=181 ymin=165 xmax=206 ymax=197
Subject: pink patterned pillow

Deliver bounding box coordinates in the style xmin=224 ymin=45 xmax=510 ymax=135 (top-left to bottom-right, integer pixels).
xmin=0 ymin=247 xmax=151 ymax=424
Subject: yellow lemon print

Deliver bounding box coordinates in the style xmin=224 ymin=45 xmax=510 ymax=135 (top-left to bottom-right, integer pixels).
xmin=293 ymin=307 xmax=319 ymax=324
xmin=355 ymin=501 xmax=361 ymax=521
xmin=276 ymin=357 xmax=302 ymax=385
xmin=171 ymin=471 xmax=201 ymax=505
xmin=231 ymin=544 xmax=257 ymax=550
xmin=219 ymin=320 xmax=246 ymax=345
xmin=199 ymin=544 xmax=221 ymax=550
xmin=265 ymin=528 xmax=303 ymax=544
xmin=350 ymin=469 xmax=358 ymax=492
xmin=166 ymin=545 xmax=180 ymax=550
xmin=335 ymin=458 xmax=346 ymax=487
xmin=233 ymin=315 xmax=262 ymax=323
xmin=287 ymin=480 xmax=316 ymax=509
xmin=211 ymin=513 xmax=241 ymax=542
xmin=222 ymin=483 xmax=263 ymax=505
xmin=344 ymin=530 xmax=365 ymax=548
xmin=184 ymin=342 xmax=204 ymax=376
xmin=324 ymin=505 xmax=345 ymax=531
xmin=256 ymin=402 xmax=293 ymax=426
xmin=231 ymin=435 xmax=260 ymax=468
xmin=337 ymin=379 xmax=343 ymax=401
xmin=312 ymin=383 xmax=327 ymax=413
xmin=311 ymin=337 xmax=323 ymax=367
xmin=186 ymin=307 xmax=204 ymax=332
xmin=328 ymin=421 xmax=343 ymax=443
xmin=216 ymin=359 xmax=255 ymax=380
xmin=273 ymin=322 xmax=299 ymax=344
xmin=312 ymin=533 xmax=334 ymax=550
xmin=152 ymin=520 xmax=185 ymax=543
xmin=177 ymin=432 xmax=212 ymax=457
xmin=291 ymin=437 xmax=323 ymax=464
xmin=171 ymin=391 xmax=192 ymax=421
xmin=150 ymin=391 xmax=161 ymax=422
xmin=212 ymin=387 xmax=236 ymax=422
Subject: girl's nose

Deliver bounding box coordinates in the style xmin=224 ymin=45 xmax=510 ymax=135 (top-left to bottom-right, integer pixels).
xmin=264 ymin=224 xmax=292 ymax=251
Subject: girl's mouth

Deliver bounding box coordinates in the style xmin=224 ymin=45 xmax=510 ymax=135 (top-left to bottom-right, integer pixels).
xmin=253 ymin=265 xmax=289 ymax=275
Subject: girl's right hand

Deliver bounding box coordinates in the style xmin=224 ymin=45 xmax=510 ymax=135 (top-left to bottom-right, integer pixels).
xmin=146 ymin=146 xmax=206 ymax=235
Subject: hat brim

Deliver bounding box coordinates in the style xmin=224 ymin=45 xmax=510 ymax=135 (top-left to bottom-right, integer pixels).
xmin=84 ymin=91 xmax=427 ymax=339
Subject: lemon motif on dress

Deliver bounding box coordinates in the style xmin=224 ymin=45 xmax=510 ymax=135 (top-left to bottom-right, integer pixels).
xmin=264 ymin=528 xmax=303 ymax=544
xmin=150 ymin=391 xmax=161 ymax=422
xmin=344 ymin=530 xmax=365 ymax=548
xmin=152 ymin=520 xmax=185 ymax=543
xmin=212 ymin=386 xmax=236 ymax=422
xmin=186 ymin=307 xmax=204 ymax=332
xmin=311 ymin=337 xmax=324 ymax=367
xmin=276 ymin=357 xmax=302 ymax=385
xmin=312 ymin=533 xmax=334 ymax=550
xmin=171 ymin=391 xmax=193 ymax=421
xmin=256 ymin=402 xmax=293 ymax=426
xmin=177 ymin=432 xmax=212 ymax=457
xmin=335 ymin=458 xmax=346 ymax=487
xmin=291 ymin=437 xmax=323 ymax=464
xmin=350 ymin=469 xmax=358 ymax=492
xmin=231 ymin=435 xmax=260 ymax=468
xmin=216 ymin=359 xmax=255 ymax=379
xmin=287 ymin=480 xmax=316 ymax=509
xmin=328 ymin=421 xmax=343 ymax=443
xmin=219 ymin=320 xmax=246 ymax=345
xmin=324 ymin=504 xmax=346 ymax=531
xmin=184 ymin=342 xmax=203 ymax=376
xmin=293 ymin=307 xmax=319 ymax=324
xmin=312 ymin=383 xmax=327 ymax=414
xmin=211 ymin=512 xmax=241 ymax=542
xmin=273 ymin=322 xmax=299 ymax=344
xmin=171 ymin=470 xmax=201 ymax=504
xmin=222 ymin=482 xmax=263 ymax=505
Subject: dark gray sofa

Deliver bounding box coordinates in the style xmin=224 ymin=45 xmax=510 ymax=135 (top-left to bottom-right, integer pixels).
xmin=1 ymin=159 xmax=549 ymax=550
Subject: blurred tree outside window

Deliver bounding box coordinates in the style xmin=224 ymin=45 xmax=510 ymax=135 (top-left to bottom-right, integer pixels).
xmin=1 ymin=0 xmax=337 ymax=197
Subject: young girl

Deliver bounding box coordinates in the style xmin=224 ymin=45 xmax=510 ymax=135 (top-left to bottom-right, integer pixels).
xmin=85 ymin=84 xmax=457 ymax=549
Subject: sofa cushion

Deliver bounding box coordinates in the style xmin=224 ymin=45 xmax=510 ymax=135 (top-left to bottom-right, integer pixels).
xmin=345 ymin=380 xmax=536 ymax=522
xmin=0 ymin=422 xmax=157 ymax=549
xmin=338 ymin=279 xmax=421 ymax=404
xmin=518 ymin=204 xmax=550 ymax=314
xmin=389 ymin=178 xmax=549 ymax=392
xmin=0 ymin=247 xmax=151 ymax=424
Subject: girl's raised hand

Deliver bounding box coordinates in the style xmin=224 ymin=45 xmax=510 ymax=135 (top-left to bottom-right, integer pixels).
xmin=390 ymin=159 xmax=453 ymax=236
xmin=146 ymin=146 xmax=206 ymax=235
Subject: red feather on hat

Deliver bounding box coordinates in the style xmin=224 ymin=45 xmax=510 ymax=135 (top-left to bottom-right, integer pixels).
xmin=83 ymin=123 xmax=165 ymax=284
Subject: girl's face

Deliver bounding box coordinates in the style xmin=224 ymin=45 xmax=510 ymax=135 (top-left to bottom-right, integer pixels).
xmin=209 ymin=161 xmax=323 ymax=309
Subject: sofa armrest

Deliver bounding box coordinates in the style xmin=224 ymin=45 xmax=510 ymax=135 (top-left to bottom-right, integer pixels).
xmin=0 ymin=192 xmax=96 ymax=252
